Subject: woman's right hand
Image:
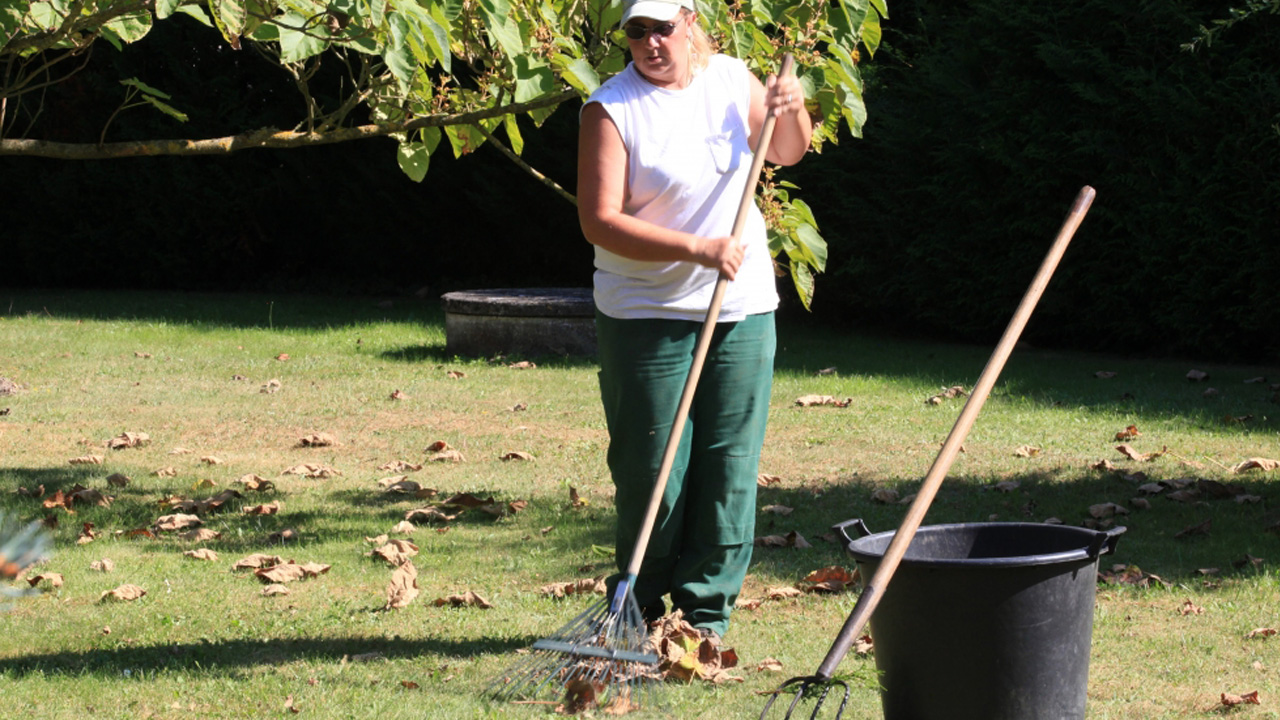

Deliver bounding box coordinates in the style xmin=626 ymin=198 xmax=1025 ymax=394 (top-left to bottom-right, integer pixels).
xmin=696 ymin=235 xmax=745 ymax=280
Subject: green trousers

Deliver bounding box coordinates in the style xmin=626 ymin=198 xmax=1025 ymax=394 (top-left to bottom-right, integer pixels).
xmin=596 ymin=311 xmax=775 ymax=636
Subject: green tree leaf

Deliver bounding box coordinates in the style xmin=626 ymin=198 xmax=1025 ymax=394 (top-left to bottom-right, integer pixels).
xmin=141 ymin=94 xmax=190 ymax=122
xmin=278 ymin=12 xmax=328 ymax=63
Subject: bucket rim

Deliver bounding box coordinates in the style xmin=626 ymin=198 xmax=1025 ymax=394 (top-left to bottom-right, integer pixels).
xmin=843 ymin=520 xmax=1124 ymax=568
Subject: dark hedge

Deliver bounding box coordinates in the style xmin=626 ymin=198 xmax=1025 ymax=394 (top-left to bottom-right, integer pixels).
xmin=791 ymin=0 xmax=1280 ymax=362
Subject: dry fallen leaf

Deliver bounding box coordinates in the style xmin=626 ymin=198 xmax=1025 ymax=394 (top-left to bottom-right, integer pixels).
xmin=390 ymin=520 xmax=416 ymax=535
xmin=507 ymin=361 xmax=536 ymax=369
xmin=235 ymin=474 xmax=275 ymax=492
xmin=647 ymin=611 xmax=742 ymax=685
xmin=1089 ymin=502 xmax=1129 ymax=519
xmin=100 ymin=584 xmax=146 ymax=602
xmin=429 ymin=449 xmax=465 ymax=463
xmin=267 ymin=528 xmax=299 ymax=544
xmin=870 ymin=488 xmax=899 ymax=504
xmin=382 ymin=479 xmax=423 ymax=494
xmin=1095 ymin=371 xmax=1117 ymax=379
xmin=795 ymin=394 xmax=852 ymax=408
xmin=68 ymin=455 xmax=104 ymax=465
xmin=390 ymin=389 xmax=408 ymax=401
xmin=260 ymin=379 xmax=282 ymax=394
xmin=1220 ymin=691 xmax=1260 ymax=707
xmin=154 ymin=513 xmax=203 ymax=532
xmin=433 ymin=591 xmax=494 ymax=609
xmin=76 ymin=523 xmax=101 ymax=544
xmin=27 ymin=573 xmax=63 ymax=588
xmin=384 ymin=561 xmax=419 ymax=610
xmin=1115 ymin=424 xmax=1141 ymax=441
xmin=106 ymin=431 xmax=151 ymax=450
xmin=800 ymin=566 xmax=859 ymax=594
xmin=445 ymin=370 xmax=466 ymax=379
xmin=70 ymin=488 xmax=112 ymax=508
xmin=1098 ymin=564 xmax=1170 ymax=588
xmin=232 ymin=554 xmax=284 ymax=571
xmin=106 ymin=473 xmax=130 ymax=487
xmin=281 ymin=463 xmax=341 ymax=478
xmin=756 ymin=658 xmax=784 ymax=672
xmin=183 ymin=548 xmax=219 ymax=562
xmin=262 ymin=584 xmax=291 ymax=596
xmin=1233 ymin=457 xmax=1280 ymax=473
xmin=1234 ymin=554 xmax=1265 ymax=570
xmin=1013 ymin=445 xmax=1041 ymax=458
xmin=244 ymin=502 xmax=281 ymax=516
xmin=152 ymin=466 xmax=178 ymax=477
xmin=89 ymin=558 xmax=115 ymax=573
xmin=754 ymin=531 xmax=810 ymax=549
xmin=1245 ymin=628 xmax=1276 ymax=640
xmin=1090 ymin=459 xmax=1118 ymax=471
xmin=757 ymin=473 xmax=782 ymax=487
xmin=1186 ymin=369 xmax=1209 ymax=382
xmin=404 ymin=507 xmax=458 ymax=524
xmin=1115 ymin=444 xmax=1165 ymax=462
xmin=539 ymin=577 xmax=606 ymax=598
xmin=500 ymin=451 xmax=534 ymax=462
xmin=371 ymin=540 xmax=419 ymax=567
xmin=297 ymin=432 xmax=337 ymax=447
xmin=178 ymin=528 xmax=222 ymax=542
xmin=379 ymin=460 xmax=423 ymax=472
xmin=761 ymin=504 xmax=794 ymax=516
xmin=994 ymin=480 xmax=1020 ymax=493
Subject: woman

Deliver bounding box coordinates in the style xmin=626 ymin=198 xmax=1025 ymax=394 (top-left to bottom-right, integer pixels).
xmin=578 ymin=0 xmax=811 ymax=645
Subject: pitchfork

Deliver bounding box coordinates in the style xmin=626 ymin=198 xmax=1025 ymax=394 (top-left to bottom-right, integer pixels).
xmin=760 ymin=186 xmax=1096 ymax=719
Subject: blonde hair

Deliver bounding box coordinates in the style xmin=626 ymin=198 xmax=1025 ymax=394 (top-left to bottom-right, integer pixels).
xmin=683 ymin=9 xmax=715 ymax=75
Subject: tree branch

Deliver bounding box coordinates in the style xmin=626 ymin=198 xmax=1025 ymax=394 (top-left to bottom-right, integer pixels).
xmin=474 ymin=122 xmax=577 ymax=205
xmin=0 ymin=89 xmax=579 ymax=159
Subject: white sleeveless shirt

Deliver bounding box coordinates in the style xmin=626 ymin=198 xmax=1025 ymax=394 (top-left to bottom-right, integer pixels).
xmin=585 ymin=54 xmax=780 ymax=322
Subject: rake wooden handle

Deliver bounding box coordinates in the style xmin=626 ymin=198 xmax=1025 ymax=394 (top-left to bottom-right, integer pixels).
xmin=623 ymin=54 xmax=797 ymax=582
xmin=812 ymin=185 xmax=1097 ymax=679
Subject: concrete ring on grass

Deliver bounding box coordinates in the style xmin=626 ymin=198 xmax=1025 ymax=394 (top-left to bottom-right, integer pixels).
xmin=441 ymin=288 xmax=596 ymax=357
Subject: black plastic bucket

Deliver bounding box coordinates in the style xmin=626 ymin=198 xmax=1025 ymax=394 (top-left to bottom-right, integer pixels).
xmin=836 ymin=519 xmax=1125 ymax=720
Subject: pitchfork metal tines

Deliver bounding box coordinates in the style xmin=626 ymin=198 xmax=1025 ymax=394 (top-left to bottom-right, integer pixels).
xmin=487 ymin=582 xmax=659 ymax=712
xmin=759 ymin=673 xmax=850 ymax=720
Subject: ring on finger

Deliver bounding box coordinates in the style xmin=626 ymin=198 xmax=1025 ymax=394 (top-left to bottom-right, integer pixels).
xmin=786 ymin=93 xmax=793 ymax=103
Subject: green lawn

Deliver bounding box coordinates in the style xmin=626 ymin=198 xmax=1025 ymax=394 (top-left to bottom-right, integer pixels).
xmin=1 ymin=290 xmax=1277 ymax=719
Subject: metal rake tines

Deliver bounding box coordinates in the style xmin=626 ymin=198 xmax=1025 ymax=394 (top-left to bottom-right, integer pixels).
xmin=488 ymin=593 xmax=659 ymax=710
xmin=759 ymin=675 xmax=851 ymax=720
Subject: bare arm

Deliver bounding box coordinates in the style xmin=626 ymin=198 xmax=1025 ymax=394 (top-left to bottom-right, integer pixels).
xmin=577 ymin=102 xmax=744 ymax=279
xmin=748 ymin=68 xmax=812 ymax=166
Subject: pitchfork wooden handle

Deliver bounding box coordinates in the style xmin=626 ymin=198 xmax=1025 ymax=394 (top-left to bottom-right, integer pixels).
xmin=812 ymin=185 xmax=1097 ymax=679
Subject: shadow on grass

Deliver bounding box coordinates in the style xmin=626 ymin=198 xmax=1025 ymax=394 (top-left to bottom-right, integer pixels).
xmin=2 ymin=290 xmax=442 ymax=332
xmin=0 ymin=635 xmax=529 ymax=679
xmin=746 ymin=467 xmax=1279 ymax=586
xmin=378 ymin=343 xmax=601 ymax=370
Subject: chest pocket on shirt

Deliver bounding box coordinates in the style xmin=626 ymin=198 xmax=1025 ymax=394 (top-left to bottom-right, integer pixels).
xmin=707 ymin=131 xmax=743 ymax=175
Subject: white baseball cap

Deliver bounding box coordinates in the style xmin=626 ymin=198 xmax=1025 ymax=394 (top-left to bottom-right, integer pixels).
xmin=621 ymin=0 xmax=696 ymax=24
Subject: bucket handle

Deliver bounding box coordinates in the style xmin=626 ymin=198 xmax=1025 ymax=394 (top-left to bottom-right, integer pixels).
xmin=1088 ymin=525 xmax=1127 ymax=558
xmin=831 ymin=518 xmax=873 ymax=546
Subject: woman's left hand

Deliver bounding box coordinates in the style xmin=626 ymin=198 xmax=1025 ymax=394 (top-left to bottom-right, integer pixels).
xmin=764 ymin=72 xmax=804 ymax=118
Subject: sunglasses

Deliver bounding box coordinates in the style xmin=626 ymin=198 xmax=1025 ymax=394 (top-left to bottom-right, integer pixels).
xmin=623 ymin=21 xmax=679 ymax=41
